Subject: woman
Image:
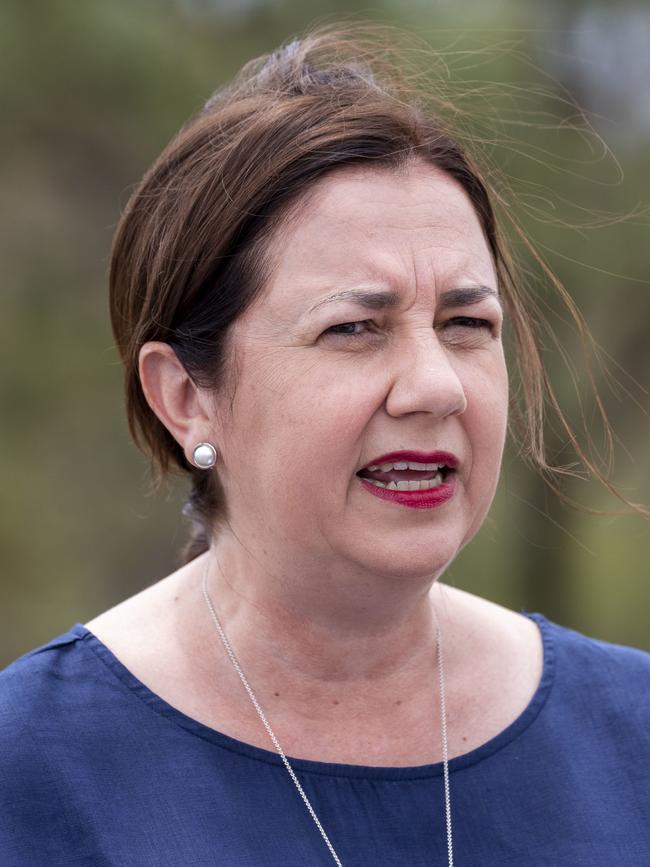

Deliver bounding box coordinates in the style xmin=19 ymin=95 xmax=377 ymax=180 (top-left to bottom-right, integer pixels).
xmin=1 ymin=25 xmax=649 ymax=866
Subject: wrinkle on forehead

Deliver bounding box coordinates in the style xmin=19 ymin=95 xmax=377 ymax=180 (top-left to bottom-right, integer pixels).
xmin=258 ymin=161 xmax=496 ymax=315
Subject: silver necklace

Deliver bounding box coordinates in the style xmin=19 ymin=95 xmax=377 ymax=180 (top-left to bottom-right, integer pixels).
xmin=201 ymin=562 xmax=454 ymax=866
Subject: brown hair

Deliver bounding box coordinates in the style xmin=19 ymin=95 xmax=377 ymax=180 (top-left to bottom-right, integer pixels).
xmin=109 ymin=23 xmax=647 ymax=565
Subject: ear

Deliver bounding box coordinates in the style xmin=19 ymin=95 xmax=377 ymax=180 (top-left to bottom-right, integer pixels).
xmin=138 ymin=342 xmax=217 ymax=461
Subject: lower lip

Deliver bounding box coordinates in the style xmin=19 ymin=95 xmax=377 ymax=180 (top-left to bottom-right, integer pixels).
xmin=358 ymin=474 xmax=457 ymax=509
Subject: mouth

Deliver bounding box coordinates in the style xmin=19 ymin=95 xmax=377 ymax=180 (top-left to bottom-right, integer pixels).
xmin=355 ymin=450 xmax=458 ymax=492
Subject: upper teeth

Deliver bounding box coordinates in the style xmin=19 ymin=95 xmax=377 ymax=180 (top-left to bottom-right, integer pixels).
xmin=365 ymin=461 xmax=446 ymax=472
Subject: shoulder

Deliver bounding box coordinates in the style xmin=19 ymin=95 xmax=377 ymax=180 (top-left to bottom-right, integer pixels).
xmin=0 ymin=626 xmax=94 ymax=857
xmin=0 ymin=624 xmax=88 ymax=709
xmin=0 ymin=625 xmax=93 ymax=756
xmin=0 ymin=620 xmax=143 ymax=771
xmin=542 ymin=615 xmax=650 ymax=735
xmin=547 ymin=615 xmax=650 ymax=681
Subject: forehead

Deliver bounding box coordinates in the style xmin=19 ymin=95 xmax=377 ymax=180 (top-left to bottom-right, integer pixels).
xmin=263 ymin=162 xmax=495 ymax=307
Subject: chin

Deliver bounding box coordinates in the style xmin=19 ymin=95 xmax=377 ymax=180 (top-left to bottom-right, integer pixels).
xmin=351 ymin=541 xmax=459 ymax=583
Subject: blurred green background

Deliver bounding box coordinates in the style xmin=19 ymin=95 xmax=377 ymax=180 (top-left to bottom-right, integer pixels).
xmin=2 ymin=0 xmax=649 ymax=666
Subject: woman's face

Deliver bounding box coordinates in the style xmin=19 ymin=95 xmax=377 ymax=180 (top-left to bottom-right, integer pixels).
xmin=211 ymin=162 xmax=508 ymax=581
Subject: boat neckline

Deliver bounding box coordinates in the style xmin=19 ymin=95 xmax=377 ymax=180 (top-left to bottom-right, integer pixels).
xmin=68 ymin=609 xmax=555 ymax=781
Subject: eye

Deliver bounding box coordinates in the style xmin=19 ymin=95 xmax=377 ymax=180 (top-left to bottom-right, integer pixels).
xmin=323 ymin=320 xmax=373 ymax=338
xmin=439 ymin=316 xmax=498 ymax=347
xmin=445 ymin=317 xmax=493 ymax=331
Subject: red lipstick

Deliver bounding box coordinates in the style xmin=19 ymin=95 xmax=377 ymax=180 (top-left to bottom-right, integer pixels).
xmin=360 ymin=450 xmax=459 ymax=471
xmin=357 ymin=449 xmax=459 ymax=510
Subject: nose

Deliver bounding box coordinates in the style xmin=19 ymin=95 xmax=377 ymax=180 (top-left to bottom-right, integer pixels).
xmin=384 ymin=330 xmax=468 ymax=419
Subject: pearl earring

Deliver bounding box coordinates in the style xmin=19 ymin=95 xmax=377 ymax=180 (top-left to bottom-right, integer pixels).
xmin=192 ymin=442 xmax=218 ymax=469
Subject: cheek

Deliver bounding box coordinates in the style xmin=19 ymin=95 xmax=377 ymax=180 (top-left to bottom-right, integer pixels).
xmin=256 ymin=349 xmax=382 ymax=426
xmin=228 ymin=353 xmax=378 ymax=480
xmin=456 ymin=364 xmax=508 ymax=545
xmin=280 ymin=380 xmax=382 ymax=478
xmin=465 ymin=359 xmax=509 ymax=484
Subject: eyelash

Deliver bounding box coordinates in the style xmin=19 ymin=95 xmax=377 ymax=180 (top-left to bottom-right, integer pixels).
xmin=324 ymin=317 xmax=494 ymax=338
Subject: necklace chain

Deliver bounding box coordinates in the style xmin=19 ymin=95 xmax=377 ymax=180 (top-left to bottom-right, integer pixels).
xmin=201 ymin=561 xmax=454 ymax=866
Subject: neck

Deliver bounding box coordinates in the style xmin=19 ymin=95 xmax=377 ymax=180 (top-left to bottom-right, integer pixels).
xmin=179 ymin=541 xmax=526 ymax=769
xmin=198 ymin=536 xmax=457 ymax=690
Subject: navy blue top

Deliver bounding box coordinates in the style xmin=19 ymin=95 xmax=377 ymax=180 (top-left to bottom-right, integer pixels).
xmin=1 ymin=611 xmax=649 ymax=866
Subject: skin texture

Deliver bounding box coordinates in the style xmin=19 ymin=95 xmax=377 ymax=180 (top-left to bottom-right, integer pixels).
xmin=221 ymin=161 xmax=508 ymax=601
xmin=99 ymin=161 xmax=541 ymax=766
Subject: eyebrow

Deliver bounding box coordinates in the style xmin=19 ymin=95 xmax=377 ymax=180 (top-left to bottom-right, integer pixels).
xmin=307 ymin=285 xmax=502 ymax=315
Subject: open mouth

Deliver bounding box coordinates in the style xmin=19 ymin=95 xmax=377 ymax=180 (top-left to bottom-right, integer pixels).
xmin=356 ymin=461 xmax=454 ymax=492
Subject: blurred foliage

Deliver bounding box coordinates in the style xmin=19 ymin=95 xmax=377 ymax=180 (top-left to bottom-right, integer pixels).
xmin=1 ymin=0 xmax=648 ymax=666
